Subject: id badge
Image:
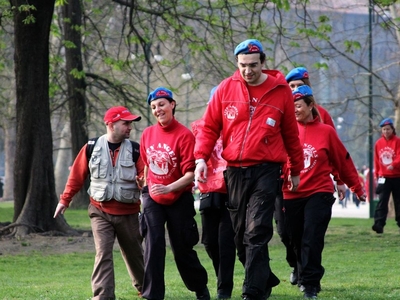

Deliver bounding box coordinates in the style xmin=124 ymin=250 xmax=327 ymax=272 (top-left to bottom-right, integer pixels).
xmin=378 ymin=177 xmax=386 ymax=184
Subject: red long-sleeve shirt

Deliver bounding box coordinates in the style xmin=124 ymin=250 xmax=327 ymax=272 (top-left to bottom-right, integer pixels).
xmin=140 ymin=117 xmax=195 ymax=205
xmin=283 ymin=117 xmax=364 ymax=199
xmin=374 ymin=133 xmax=400 ymax=178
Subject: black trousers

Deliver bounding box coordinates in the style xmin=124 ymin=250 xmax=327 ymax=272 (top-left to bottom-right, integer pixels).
xmin=224 ymin=162 xmax=281 ymax=300
xmin=374 ymin=177 xmax=400 ymax=228
xmin=284 ymin=192 xmax=335 ymax=288
xmin=140 ymin=191 xmax=208 ymax=300
xmin=274 ymin=192 xmax=297 ymax=269
xmin=200 ymin=192 xmax=236 ymax=297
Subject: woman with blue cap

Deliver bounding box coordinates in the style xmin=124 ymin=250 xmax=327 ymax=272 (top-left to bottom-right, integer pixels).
xmin=283 ymin=85 xmax=366 ymax=299
xmin=372 ymin=117 xmax=400 ymax=234
xmin=139 ymin=87 xmax=210 ymax=300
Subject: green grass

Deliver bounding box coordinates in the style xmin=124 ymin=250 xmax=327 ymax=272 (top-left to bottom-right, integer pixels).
xmin=1 ymin=202 xmax=400 ymax=299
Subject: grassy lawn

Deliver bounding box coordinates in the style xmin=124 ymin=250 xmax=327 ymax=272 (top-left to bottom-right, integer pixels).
xmin=0 ymin=202 xmax=399 ymax=299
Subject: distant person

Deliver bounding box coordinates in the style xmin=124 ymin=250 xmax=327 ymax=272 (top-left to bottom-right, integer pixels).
xmin=53 ymin=106 xmax=144 ymax=299
xmin=283 ymin=85 xmax=366 ymax=299
xmin=372 ymin=118 xmax=400 ymax=234
xmin=139 ymin=87 xmax=210 ymax=300
xmin=194 ymin=39 xmax=304 ymax=300
xmin=0 ymin=177 xmax=3 ymax=200
xmin=192 ymin=86 xmax=236 ymax=300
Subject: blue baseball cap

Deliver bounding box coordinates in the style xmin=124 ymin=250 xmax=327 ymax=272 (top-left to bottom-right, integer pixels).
xmin=286 ymin=67 xmax=309 ymax=83
xmin=234 ymin=39 xmax=263 ymax=56
xmin=379 ymin=118 xmax=393 ymax=127
xmin=292 ymin=85 xmax=313 ymax=101
xmin=147 ymin=87 xmax=174 ymax=104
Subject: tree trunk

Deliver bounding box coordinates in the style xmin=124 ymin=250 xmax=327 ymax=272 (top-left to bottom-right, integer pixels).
xmin=12 ymin=0 xmax=73 ymax=236
xmin=54 ymin=123 xmax=72 ymax=198
xmin=3 ymin=122 xmax=16 ymax=201
xmin=62 ymin=0 xmax=89 ymax=208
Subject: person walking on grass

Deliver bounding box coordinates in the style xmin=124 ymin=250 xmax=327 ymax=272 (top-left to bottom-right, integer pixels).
xmin=54 ymin=106 xmax=144 ymax=300
xmin=372 ymin=117 xmax=400 ymax=234
xmin=194 ymin=39 xmax=304 ymax=300
xmin=283 ymin=85 xmax=366 ymax=299
xmin=139 ymin=87 xmax=210 ymax=300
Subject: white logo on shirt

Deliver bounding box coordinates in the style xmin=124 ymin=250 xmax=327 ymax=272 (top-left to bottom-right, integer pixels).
xmin=146 ymin=143 xmax=177 ymax=178
xmin=379 ymin=147 xmax=395 ymax=166
xmin=302 ymin=143 xmax=318 ymax=173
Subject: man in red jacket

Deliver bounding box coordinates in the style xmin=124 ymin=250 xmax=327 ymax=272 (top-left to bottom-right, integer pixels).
xmin=194 ymin=39 xmax=304 ymax=300
xmin=372 ymin=117 xmax=400 ymax=233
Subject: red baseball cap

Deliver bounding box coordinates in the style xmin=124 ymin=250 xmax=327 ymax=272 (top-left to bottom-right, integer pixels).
xmin=104 ymin=106 xmax=141 ymax=124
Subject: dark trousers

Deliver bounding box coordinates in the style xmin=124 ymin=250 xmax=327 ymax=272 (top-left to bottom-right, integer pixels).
xmin=224 ymin=163 xmax=281 ymax=300
xmin=284 ymin=193 xmax=335 ymax=288
xmin=374 ymin=177 xmax=400 ymax=228
xmin=140 ymin=191 xmax=208 ymax=300
xmin=200 ymin=193 xmax=236 ymax=297
xmin=274 ymin=192 xmax=297 ymax=269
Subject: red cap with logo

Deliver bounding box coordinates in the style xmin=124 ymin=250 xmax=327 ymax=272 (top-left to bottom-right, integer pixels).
xmin=104 ymin=106 xmax=141 ymax=124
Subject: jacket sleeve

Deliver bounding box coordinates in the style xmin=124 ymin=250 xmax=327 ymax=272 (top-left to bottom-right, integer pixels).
xmin=280 ymin=86 xmax=304 ymax=176
xmin=328 ymin=128 xmax=364 ymax=197
xmin=390 ymin=136 xmax=400 ymax=170
xmin=194 ymin=86 xmax=223 ymax=161
xmin=59 ymin=145 xmax=90 ymax=207
xmin=374 ymin=138 xmax=381 ymax=179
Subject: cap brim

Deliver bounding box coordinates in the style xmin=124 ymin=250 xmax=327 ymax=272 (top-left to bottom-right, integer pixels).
xmin=121 ymin=115 xmax=142 ymax=122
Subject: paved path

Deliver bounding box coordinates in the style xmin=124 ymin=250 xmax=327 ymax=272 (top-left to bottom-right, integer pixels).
xmin=195 ymin=199 xmax=372 ymax=219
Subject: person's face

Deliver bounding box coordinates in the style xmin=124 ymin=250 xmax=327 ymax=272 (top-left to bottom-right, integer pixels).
xmin=288 ymin=80 xmax=304 ymax=91
xmin=381 ymin=124 xmax=394 ymax=139
xmin=294 ymin=99 xmax=314 ymax=123
xmin=237 ymin=53 xmax=263 ymax=85
xmin=151 ymin=98 xmax=175 ymax=126
xmin=110 ymin=120 xmax=132 ymax=142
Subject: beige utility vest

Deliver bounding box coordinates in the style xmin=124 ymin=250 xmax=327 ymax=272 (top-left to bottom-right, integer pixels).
xmin=88 ymin=135 xmax=140 ymax=203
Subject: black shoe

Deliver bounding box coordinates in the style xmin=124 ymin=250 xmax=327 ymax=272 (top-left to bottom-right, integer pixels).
xmin=289 ymin=268 xmax=298 ymax=285
xmin=196 ymin=286 xmax=210 ymax=300
xmin=299 ymin=284 xmax=321 ymax=293
xmin=303 ymin=286 xmax=318 ymax=299
xmin=217 ymin=293 xmax=231 ymax=300
xmin=372 ymin=224 xmax=383 ymax=234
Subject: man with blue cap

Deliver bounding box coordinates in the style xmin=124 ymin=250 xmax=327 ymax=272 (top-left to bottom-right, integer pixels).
xmin=194 ymin=39 xmax=304 ymax=300
xmin=372 ymin=117 xmax=400 ymax=233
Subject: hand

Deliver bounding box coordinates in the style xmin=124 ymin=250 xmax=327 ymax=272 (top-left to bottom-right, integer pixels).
xmin=336 ymin=184 xmax=346 ymax=201
xmin=53 ymin=203 xmax=67 ymax=218
xmin=150 ymin=184 xmax=172 ymax=195
xmin=358 ymin=194 xmax=367 ymax=202
xmin=195 ymin=160 xmax=208 ymax=183
xmin=136 ymin=175 xmax=145 ymax=190
xmin=287 ymin=175 xmax=300 ymax=191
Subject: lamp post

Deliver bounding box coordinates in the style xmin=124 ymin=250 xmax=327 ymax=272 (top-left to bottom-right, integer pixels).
xmin=144 ymin=42 xmax=152 ymax=126
xmin=368 ymin=0 xmax=374 ymax=217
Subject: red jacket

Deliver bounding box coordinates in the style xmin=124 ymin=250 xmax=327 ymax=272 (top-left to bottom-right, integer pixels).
xmin=374 ymin=133 xmax=400 ymax=178
xmin=283 ymin=117 xmax=364 ymax=199
xmin=194 ymin=69 xmax=303 ymax=175
xmin=192 ymin=118 xmax=227 ymax=194
xmin=60 ymin=142 xmax=144 ymax=215
xmin=140 ymin=117 xmax=195 ymax=205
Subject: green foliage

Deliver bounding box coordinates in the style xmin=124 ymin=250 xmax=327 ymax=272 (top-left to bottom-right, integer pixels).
xmin=344 ymin=40 xmax=362 ymax=53
xmin=70 ymin=68 xmax=86 ymax=79
xmin=17 ymin=4 xmax=37 ymax=24
xmin=63 ymin=40 xmax=76 ymax=49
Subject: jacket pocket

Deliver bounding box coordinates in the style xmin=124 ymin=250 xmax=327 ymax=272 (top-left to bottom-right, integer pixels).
xmin=119 ymin=187 xmax=140 ymax=203
xmin=89 ymin=182 xmax=108 ymax=201
xmin=119 ymin=160 xmax=136 ymax=181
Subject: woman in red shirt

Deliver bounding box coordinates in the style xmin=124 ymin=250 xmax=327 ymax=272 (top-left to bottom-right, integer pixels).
xmin=139 ymin=87 xmax=210 ymax=300
xmin=283 ymin=85 xmax=366 ymax=299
